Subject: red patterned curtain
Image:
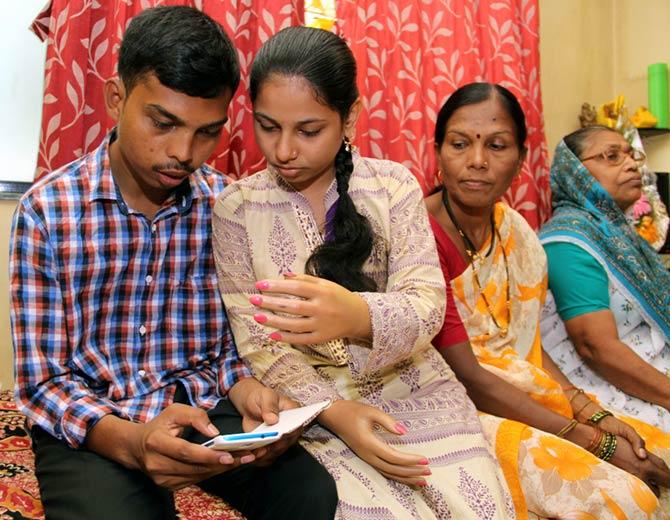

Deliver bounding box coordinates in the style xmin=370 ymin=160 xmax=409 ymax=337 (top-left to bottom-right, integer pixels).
xmin=336 ymin=0 xmax=550 ymax=228
xmin=32 ymin=0 xmax=303 ymax=181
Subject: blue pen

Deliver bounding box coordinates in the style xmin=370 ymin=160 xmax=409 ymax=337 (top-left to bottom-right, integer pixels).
xmin=220 ymin=431 xmax=280 ymax=441
xmin=202 ymin=431 xmax=281 ymax=448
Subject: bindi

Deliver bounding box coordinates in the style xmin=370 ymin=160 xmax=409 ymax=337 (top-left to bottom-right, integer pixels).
xmin=476 ymin=133 xmax=481 ymax=139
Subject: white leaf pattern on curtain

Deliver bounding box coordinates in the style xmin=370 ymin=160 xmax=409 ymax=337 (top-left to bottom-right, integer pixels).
xmin=31 ymin=0 xmax=304 ymax=182
xmin=336 ymin=0 xmax=551 ymax=229
xmin=32 ymin=0 xmax=549 ymax=228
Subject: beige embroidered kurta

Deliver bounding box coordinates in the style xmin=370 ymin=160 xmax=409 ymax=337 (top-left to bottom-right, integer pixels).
xmin=213 ymin=156 xmax=516 ymax=519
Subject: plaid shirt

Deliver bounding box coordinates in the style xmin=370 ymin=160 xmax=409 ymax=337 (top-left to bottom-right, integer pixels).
xmin=10 ymin=132 xmax=250 ymax=448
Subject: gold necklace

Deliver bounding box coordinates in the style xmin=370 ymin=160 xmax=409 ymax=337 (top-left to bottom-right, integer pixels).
xmin=442 ymin=189 xmax=511 ymax=337
xmin=465 ymin=226 xmax=511 ymax=337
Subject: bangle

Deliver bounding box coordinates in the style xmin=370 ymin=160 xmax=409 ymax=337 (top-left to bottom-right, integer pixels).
xmin=573 ymin=400 xmax=593 ymax=420
xmin=568 ymin=388 xmax=585 ymax=405
xmin=595 ymin=429 xmax=608 ymax=455
xmin=596 ymin=432 xmax=617 ymax=462
xmin=604 ymin=434 xmax=617 ymax=462
xmin=555 ymin=419 xmax=579 ymax=439
xmin=562 ymin=385 xmax=578 ymax=392
xmin=586 ymin=427 xmax=604 ymax=454
xmin=588 ymin=410 xmax=613 ymax=424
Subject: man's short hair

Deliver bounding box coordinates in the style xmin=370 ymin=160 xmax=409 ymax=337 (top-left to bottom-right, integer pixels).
xmin=118 ymin=6 xmax=240 ymax=98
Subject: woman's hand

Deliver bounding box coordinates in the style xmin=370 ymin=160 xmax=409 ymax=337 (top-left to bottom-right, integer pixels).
xmin=567 ymin=389 xmax=647 ymax=461
xmin=227 ymin=378 xmax=302 ymax=467
xmin=598 ymin=415 xmax=647 ymax=460
xmin=318 ymin=400 xmax=430 ymax=487
xmin=608 ymin=435 xmax=670 ymax=496
xmin=250 ymin=273 xmax=372 ymax=345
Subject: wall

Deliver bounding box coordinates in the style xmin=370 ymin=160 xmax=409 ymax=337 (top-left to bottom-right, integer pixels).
xmin=0 ymin=201 xmax=17 ymax=390
xmin=539 ymin=0 xmax=615 ymax=157
xmin=613 ymin=0 xmax=670 ymax=173
xmin=539 ymin=0 xmax=670 ymax=171
xmin=0 ymin=2 xmax=47 ymax=183
xmin=0 ymin=3 xmax=45 ymax=389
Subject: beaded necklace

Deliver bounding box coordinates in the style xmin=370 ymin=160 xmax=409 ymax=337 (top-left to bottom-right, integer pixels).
xmin=441 ymin=189 xmax=511 ymax=337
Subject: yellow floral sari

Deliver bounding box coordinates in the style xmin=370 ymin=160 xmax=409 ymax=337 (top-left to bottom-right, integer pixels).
xmin=448 ymin=203 xmax=670 ymax=520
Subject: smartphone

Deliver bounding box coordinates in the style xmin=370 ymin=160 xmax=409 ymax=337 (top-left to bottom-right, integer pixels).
xmin=202 ymin=431 xmax=281 ymax=452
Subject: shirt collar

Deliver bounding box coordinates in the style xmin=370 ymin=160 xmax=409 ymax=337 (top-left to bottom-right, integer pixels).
xmin=88 ymin=131 xmax=118 ymax=204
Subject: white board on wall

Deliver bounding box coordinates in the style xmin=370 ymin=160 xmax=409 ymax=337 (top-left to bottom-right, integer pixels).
xmin=0 ymin=3 xmax=48 ymax=184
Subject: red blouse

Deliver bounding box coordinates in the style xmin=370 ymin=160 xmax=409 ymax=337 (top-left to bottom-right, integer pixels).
xmin=428 ymin=214 xmax=470 ymax=350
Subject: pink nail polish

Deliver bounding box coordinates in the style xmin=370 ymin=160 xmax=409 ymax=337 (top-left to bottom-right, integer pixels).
xmin=417 ymin=480 xmax=427 ymax=487
xmin=419 ymin=458 xmax=430 ymax=465
xmin=249 ymin=295 xmax=262 ymax=306
xmin=423 ymin=469 xmax=432 ymax=476
xmin=255 ymin=280 xmax=270 ymax=290
xmin=283 ymin=271 xmax=297 ymax=278
xmin=395 ymin=422 xmax=408 ymax=435
xmin=269 ymin=332 xmax=282 ymax=341
xmin=254 ymin=313 xmax=268 ymax=324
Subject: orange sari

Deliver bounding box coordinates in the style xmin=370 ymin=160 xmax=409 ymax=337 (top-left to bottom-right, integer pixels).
xmin=435 ymin=202 xmax=668 ymax=520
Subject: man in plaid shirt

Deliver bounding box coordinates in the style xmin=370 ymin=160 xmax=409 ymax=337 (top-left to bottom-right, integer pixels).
xmin=9 ymin=6 xmax=336 ymax=520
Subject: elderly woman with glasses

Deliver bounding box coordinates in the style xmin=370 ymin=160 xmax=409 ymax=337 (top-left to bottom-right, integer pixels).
xmin=540 ymin=125 xmax=670 ymax=431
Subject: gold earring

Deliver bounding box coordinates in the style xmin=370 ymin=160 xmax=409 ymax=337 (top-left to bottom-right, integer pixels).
xmin=343 ymin=136 xmax=352 ymax=153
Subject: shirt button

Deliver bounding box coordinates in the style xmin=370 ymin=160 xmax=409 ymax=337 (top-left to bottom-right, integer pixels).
xmin=151 ymin=224 xmax=157 ymax=233
xmin=138 ymin=369 xmax=146 ymax=377
xmin=145 ymin=275 xmax=153 ymax=284
xmin=139 ymin=325 xmax=147 ymax=336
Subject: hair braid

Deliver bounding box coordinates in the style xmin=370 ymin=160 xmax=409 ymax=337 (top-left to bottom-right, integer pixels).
xmin=305 ymin=142 xmax=377 ymax=292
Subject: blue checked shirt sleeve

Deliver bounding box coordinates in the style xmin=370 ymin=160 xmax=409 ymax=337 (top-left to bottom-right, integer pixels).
xmin=216 ymin=305 xmax=252 ymax=394
xmin=10 ymin=201 xmax=125 ymax=448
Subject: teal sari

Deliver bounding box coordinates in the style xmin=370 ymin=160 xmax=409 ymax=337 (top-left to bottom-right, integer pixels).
xmin=539 ymin=140 xmax=670 ymax=340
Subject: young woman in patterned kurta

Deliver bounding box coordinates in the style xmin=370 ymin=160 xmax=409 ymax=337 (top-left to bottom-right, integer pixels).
xmin=212 ymin=27 xmax=515 ymax=519
xmin=425 ymin=82 xmax=670 ymax=519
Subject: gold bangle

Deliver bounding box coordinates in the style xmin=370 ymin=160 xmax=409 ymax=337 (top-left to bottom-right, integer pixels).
xmin=568 ymin=388 xmax=585 ymax=405
xmin=573 ymin=399 xmax=593 ymax=420
xmin=586 ymin=427 xmax=604 ymax=454
xmin=555 ymin=419 xmax=579 ymax=439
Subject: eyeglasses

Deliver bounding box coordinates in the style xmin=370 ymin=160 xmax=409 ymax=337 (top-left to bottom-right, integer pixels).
xmin=580 ymin=147 xmax=646 ymax=166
